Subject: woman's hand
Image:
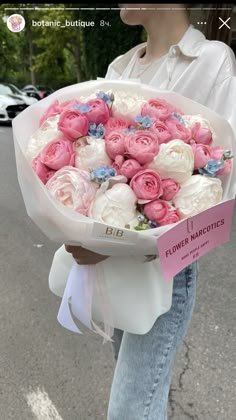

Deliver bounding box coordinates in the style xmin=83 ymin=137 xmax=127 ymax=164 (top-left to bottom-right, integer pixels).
xmin=64 ymin=245 xmax=109 ymax=265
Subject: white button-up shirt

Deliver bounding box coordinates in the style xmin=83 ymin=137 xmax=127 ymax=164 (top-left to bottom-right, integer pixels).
xmin=105 ymin=24 xmax=236 ymax=137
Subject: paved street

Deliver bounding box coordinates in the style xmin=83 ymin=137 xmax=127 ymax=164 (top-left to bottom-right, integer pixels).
xmin=0 ymin=124 xmax=236 ymax=420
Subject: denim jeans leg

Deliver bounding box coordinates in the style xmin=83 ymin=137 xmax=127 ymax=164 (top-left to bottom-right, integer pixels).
xmin=107 ymin=262 xmax=198 ymax=420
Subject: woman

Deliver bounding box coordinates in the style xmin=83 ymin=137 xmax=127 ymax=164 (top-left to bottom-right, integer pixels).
xmin=65 ymin=4 xmax=236 ymax=419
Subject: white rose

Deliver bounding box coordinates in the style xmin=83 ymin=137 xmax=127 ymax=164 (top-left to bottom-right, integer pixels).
xmin=74 ymin=136 xmax=112 ymax=170
xmin=112 ymin=91 xmax=146 ymax=124
xmin=182 ymin=114 xmax=217 ymax=142
xmin=148 ymin=139 xmax=194 ymax=184
xmin=89 ymin=183 xmax=139 ymax=228
xmin=26 ymin=115 xmax=62 ymax=160
xmin=173 ymin=175 xmax=223 ymax=218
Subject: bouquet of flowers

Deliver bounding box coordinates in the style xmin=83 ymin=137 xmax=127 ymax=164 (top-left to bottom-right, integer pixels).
xmin=13 ymin=80 xmax=236 ymax=340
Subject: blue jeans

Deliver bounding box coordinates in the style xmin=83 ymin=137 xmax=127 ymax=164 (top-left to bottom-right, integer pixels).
xmin=107 ymin=262 xmax=198 ymax=420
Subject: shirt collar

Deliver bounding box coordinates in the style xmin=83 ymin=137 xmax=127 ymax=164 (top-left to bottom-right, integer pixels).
xmin=169 ymin=24 xmax=206 ymax=58
xmin=109 ymin=24 xmax=205 ymax=76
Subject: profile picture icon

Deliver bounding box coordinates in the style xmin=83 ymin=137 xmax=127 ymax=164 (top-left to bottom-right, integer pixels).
xmin=7 ymin=14 xmax=25 ymax=32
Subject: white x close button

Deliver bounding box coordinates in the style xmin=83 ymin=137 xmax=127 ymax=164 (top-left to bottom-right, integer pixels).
xmin=219 ymin=17 xmax=231 ymax=30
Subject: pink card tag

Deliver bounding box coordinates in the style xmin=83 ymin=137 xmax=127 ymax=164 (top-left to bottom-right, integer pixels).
xmin=157 ymin=199 xmax=235 ymax=282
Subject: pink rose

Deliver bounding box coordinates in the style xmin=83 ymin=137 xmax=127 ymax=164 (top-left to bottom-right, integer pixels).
xmin=104 ymin=117 xmax=129 ymax=137
xmin=191 ymin=122 xmax=213 ymax=145
xmin=161 ymin=178 xmax=180 ymax=200
xmin=130 ymin=169 xmax=163 ymax=200
xmin=39 ymin=100 xmax=61 ymax=126
xmin=32 ymin=156 xmax=55 ymax=184
xmin=87 ymin=98 xmax=110 ymax=124
xmin=112 ymin=155 xmax=125 ymax=172
xmin=144 ymin=199 xmax=171 ymax=223
xmin=58 ymin=109 xmax=89 ymax=141
xmin=105 ymin=130 xmax=126 ymax=160
xmin=125 ymin=130 xmax=159 ymax=165
xmin=46 ymin=167 xmax=98 ymax=215
xmin=190 ymin=142 xmax=211 ymax=169
xmin=141 ymin=98 xmax=177 ymax=121
xmin=40 ymin=138 xmax=75 ymax=170
xmin=166 ymin=120 xmax=191 ymax=143
xmin=211 ymin=146 xmax=232 ymax=175
xmin=119 ymin=159 xmax=142 ymax=179
xmin=158 ymin=210 xmax=180 ymax=226
xmin=150 ymin=120 xmax=172 ymax=144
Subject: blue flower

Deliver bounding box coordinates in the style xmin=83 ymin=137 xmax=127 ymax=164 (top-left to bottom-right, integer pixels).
xmin=199 ymin=159 xmax=225 ymax=177
xmin=171 ymin=112 xmax=186 ymax=126
xmin=134 ymin=114 xmax=154 ymax=129
xmin=73 ymin=103 xmax=91 ymax=113
xmin=88 ymin=123 xmax=105 ymax=138
xmin=96 ymin=90 xmax=114 ymax=107
xmin=89 ymin=166 xmax=117 ymax=184
xmin=206 ymin=159 xmax=225 ymax=173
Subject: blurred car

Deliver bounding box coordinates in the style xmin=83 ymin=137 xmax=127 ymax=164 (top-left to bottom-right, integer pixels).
xmin=22 ymin=84 xmax=54 ymax=99
xmin=0 ymin=83 xmax=38 ymax=105
xmin=0 ymin=83 xmax=37 ymax=123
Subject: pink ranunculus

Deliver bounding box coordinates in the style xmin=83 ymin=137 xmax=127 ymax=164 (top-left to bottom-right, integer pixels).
xmin=161 ymin=178 xmax=180 ymax=200
xmin=119 ymin=159 xmax=142 ymax=179
xmin=191 ymin=122 xmax=213 ymax=146
xmin=125 ymin=130 xmax=159 ymax=165
xmin=58 ymin=109 xmax=89 ymax=141
xmin=166 ymin=120 xmax=192 ymax=143
xmin=87 ymin=98 xmax=110 ymax=125
xmin=150 ymin=120 xmax=173 ymax=144
xmin=144 ymin=199 xmax=171 ymax=223
xmin=32 ymin=155 xmax=54 ymax=184
xmin=130 ymin=169 xmax=163 ymax=200
xmin=190 ymin=142 xmax=211 ymax=170
xmin=45 ymin=170 xmax=56 ymax=183
xmin=112 ymin=155 xmax=125 ymax=173
xmin=211 ymin=146 xmax=232 ymax=175
xmin=39 ymin=100 xmax=61 ymax=126
xmin=158 ymin=210 xmax=180 ymax=226
xmin=46 ymin=167 xmax=98 ymax=215
xmin=105 ymin=130 xmax=126 ymax=160
xmin=141 ymin=98 xmax=177 ymax=121
xmin=40 ymin=138 xmax=75 ymax=170
xmin=104 ymin=117 xmax=129 ymax=137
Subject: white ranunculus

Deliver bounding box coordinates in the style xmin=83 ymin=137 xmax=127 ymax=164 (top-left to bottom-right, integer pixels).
xmin=89 ymin=183 xmax=139 ymax=228
xmin=182 ymin=114 xmax=217 ymax=142
xmin=173 ymin=175 xmax=223 ymax=218
xmin=112 ymin=91 xmax=146 ymax=124
xmin=26 ymin=115 xmax=62 ymax=160
xmin=74 ymin=136 xmax=112 ymax=171
xmin=148 ymin=139 xmax=194 ymax=184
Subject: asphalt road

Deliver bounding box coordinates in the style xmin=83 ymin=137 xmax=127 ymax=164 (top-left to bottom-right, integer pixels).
xmin=0 ymin=124 xmax=235 ymax=420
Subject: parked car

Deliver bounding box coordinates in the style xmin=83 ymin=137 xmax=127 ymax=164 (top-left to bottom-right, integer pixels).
xmin=0 ymin=83 xmax=38 ymax=105
xmin=22 ymin=84 xmax=54 ymax=99
xmin=0 ymin=83 xmax=37 ymax=123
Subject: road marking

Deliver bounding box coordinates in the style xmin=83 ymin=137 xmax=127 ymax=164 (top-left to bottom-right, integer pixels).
xmin=26 ymin=387 xmax=63 ymax=420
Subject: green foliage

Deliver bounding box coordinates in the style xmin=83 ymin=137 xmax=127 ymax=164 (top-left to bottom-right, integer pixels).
xmin=0 ymin=4 xmax=144 ymax=89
